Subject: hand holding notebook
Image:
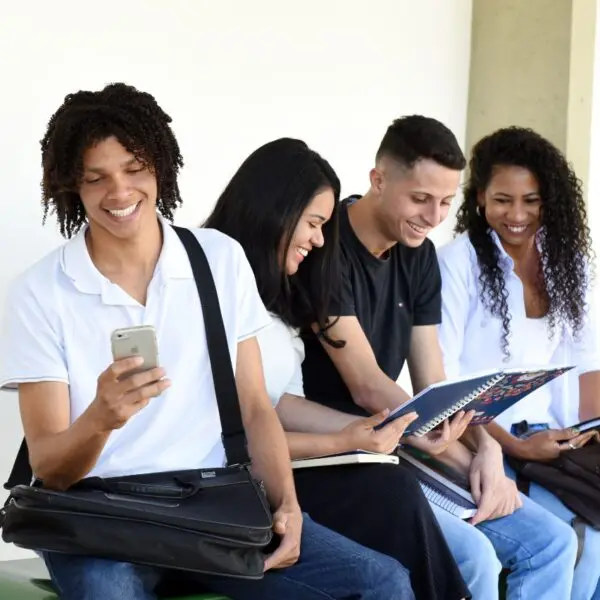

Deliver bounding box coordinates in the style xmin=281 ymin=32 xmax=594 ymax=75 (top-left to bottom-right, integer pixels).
xmin=376 ymin=365 xmax=573 ymax=437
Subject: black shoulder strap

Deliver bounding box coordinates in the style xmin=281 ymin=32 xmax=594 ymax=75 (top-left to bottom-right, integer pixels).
xmin=4 ymin=226 xmax=249 ymax=491
xmin=4 ymin=439 xmax=31 ymax=490
xmin=172 ymin=226 xmax=249 ymax=466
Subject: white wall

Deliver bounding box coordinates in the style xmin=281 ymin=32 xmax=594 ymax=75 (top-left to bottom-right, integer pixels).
xmin=589 ymin=1 xmax=600 ymax=258
xmin=0 ymin=0 xmax=472 ymax=560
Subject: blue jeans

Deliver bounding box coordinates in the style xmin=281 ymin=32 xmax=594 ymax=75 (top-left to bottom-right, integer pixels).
xmin=504 ymin=463 xmax=600 ymax=600
xmin=432 ymin=493 xmax=577 ymax=600
xmin=43 ymin=515 xmax=414 ymax=600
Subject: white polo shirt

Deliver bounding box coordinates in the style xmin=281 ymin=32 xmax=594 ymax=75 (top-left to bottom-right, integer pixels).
xmin=0 ymin=216 xmax=271 ymax=478
xmin=437 ymin=231 xmax=600 ymax=430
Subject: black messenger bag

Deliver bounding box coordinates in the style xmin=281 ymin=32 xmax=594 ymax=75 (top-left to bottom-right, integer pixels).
xmin=0 ymin=226 xmax=273 ymax=579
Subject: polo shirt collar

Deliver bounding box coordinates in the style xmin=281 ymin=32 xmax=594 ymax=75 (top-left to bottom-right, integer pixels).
xmin=488 ymin=227 xmax=545 ymax=271
xmin=60 ymin=214 xmax=193 ymax=302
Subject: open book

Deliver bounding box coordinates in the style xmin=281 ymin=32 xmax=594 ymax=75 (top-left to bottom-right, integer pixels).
xmin=291 ymin=450 xmax=399 ymax=470
xmin=377 ymin=365 xmax=573 ymax=437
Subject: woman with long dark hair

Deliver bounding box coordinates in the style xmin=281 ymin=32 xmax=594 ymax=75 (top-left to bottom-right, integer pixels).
xmin=437 ymin=126 xmax=600 ymax=600
xmin=204 ymin=137 xmax=470 ymax=600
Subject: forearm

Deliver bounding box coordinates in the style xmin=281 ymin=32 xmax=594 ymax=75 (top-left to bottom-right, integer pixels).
xmin=352 ymin=372 xmax=411 ymax=414
xmin=276 ymin=394 xmax=358 ymax=434
xmin=461 ymin=425 xmax=500 ymax=453
xmin=485 ymin=422 xmax=525 ymax=458
xmin=579 ymin=371 xmax=600 ymax=422
xmin=429 ymin=440 xmax=473 ymax=475
xmin=30 ymin=408 xmax=111 ymax=491
xmin=245 ymin=404 xmax=298 ymax=508
xmin=286 ymin=431 xmax=349 ymax=460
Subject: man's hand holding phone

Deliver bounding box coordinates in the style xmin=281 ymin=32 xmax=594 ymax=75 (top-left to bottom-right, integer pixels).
xmin=89 ymin=356 xmax=171 ymax=432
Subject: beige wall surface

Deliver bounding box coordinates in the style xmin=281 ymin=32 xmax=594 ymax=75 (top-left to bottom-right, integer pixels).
xmin=467 ymin=0 xmax=573 ymax=153
xmin=467 ymin=0 xmax=597 ymax=208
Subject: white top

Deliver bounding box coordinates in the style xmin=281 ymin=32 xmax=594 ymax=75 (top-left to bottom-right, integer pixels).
xmin=437 ymin=231 xmax=600 ymax=430
xmin=256 ymin=315 xmax=305 ymax=406
xmin=0 ymin=216 xmax=271 ymax=478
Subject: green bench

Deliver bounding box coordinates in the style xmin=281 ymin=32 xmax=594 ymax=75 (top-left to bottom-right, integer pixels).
xmin=0 ymin=558 xmax=230 ymax=600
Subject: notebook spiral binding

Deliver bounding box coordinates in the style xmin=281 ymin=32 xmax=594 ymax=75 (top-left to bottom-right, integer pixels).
xmin=413 ymin=374 xmax=504 ymax=437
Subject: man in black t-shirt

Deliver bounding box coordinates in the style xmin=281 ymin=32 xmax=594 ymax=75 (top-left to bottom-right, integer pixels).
xmin=302 ymin=193 xmax=444 ymax=416
xmin=302 ymin=116 xmax=578 ymax=599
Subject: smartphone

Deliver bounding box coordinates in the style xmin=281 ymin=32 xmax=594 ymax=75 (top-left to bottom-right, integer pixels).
xmin=111 ymin=325 xmax=159 ymax=376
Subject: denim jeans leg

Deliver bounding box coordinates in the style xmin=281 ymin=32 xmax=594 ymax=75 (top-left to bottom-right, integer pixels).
xmin=43 ymin=552 xmax=163 ymax=600
xmin=504 ymin=463 xmax=600 ymax=600
xmin=476 ymin=494 xmax=577 ymax=600
xmin=198 ymin=515 xmax=415 ymax=600
xmin=431 ymin=502 xmax=502 ymax=600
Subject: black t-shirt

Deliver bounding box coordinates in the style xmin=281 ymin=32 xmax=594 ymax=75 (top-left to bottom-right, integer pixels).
xmin=301 ymin=197 xmax=442 ymax=415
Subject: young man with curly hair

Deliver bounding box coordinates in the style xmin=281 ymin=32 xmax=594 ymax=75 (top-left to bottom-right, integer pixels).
xmin=438 ymin=126 xmax=600 ymax=600
xmin=301 ymin=116 xmax=579 ymax=599
xmin=0 ymin=83 xmax=414 ymax=600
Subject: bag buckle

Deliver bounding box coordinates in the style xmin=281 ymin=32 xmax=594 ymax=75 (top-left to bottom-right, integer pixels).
xmin=221 ymin=430 xmax=249 ymax=467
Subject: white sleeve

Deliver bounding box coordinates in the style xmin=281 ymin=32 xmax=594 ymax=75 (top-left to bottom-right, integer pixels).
xmin=232 ymin=243 xmax=272 ymax=342
xmin=284 ymin=332 xmax=305 ymax=397
xmin=0 ymin=278 xmax=68 ymax=390
xmin=437 ymin=245 xmax=474 ymax=379
xmin=572 ymin=281 xmax=600 ymax=375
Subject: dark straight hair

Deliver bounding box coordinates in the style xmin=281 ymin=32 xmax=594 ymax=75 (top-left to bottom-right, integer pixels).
xmin=204 ymin=138 xmax=341 ymax=334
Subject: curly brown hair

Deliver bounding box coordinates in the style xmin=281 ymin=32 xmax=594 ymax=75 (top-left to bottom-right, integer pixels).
xmin=455 ymin=126 xmax=593 ymax=358
xmin=41 ymin=82 xmax=184 ymax=238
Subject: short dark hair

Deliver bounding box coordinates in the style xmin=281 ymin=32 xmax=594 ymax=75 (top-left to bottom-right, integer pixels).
xmin=41 ymin=82 xmax=184 ymax=238
xmin=204 ymin=138 xmax=341 ymax=335
xmin=375 ymin=115 xmax=466 ymax=171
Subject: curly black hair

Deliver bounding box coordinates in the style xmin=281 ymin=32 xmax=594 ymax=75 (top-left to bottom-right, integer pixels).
xmin=455 ymin=126 xmax=593 ymax=357
xmin=40 ymin=82 xmax=184 ymax=238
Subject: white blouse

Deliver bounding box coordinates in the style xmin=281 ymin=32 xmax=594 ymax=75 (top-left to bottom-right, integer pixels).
xmin=436 ymin=231 xmax=600 ymax=430
xmin=255 ymin=314 xmax=305 ymax=406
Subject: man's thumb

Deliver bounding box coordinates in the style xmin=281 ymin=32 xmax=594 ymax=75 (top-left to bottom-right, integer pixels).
xmin=364 ymin=409 xmax=390 ymax=428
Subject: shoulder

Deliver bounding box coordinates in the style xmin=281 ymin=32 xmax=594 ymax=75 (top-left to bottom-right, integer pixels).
xmin=436 ymin=233 xmax=476 ymax=273
xmin=257 ymin=315 xmax=304 ymax=358
xmin=186 ymin=227 xmax=250 ymax=274
xmin=188 ymin=227 xmax=245 ymax=259
xmin=8 ymin=244 xmax=67 ymax=307
xmin=394 ymin=237 xmax=439 ymax=276
xmin=417 ymin=238 xmax=438 ymax=263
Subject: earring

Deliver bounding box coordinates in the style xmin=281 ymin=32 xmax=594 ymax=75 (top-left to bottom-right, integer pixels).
xmin=476 ymin=206 xmax=483 ymax=217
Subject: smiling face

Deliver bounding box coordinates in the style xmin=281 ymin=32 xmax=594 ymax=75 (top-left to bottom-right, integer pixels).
xmin=478 ymin=165 xmax=542 ymax=250
xmin=372 ymin=158 xmax=461 ymax=247
xmin=79 ymin=136 xmax=158 ymax=241
xmin=284 ymin=188 xmax=335 ymax=276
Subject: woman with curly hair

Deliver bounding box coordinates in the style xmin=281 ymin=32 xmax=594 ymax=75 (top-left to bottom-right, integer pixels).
xmin=437 ymin=126 xmax=600 ymax=600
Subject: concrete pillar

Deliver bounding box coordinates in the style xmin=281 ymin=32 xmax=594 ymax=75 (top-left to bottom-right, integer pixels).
xmin=466 ymin=0 xmax=597 ymax=199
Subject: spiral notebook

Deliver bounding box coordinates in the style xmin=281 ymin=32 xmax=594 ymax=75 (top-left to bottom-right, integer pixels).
xmin=397 ymin=447 xmax=477 ymax=519
xmin=377 ymin=365 xmax=573 ymax=437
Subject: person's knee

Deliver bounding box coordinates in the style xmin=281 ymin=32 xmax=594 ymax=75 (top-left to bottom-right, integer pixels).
xmin=458 ymin=531 xmax=502 ymax=589
xmin=384 ymin=564 xmax=415 ymax=599
xmin=544 ymin=517 xmax=578 ymax=567
xmin=49 ymin=556 xmax=160 ymax=598
xmin=360 ymin=553 xmax=414 ymax=599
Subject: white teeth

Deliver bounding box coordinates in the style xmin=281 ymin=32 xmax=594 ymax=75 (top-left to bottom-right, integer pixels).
xmin=297 ymin=247 xmax=308 ymax=257
xmin=507 ymin=225 xmax=527 ymax=233
xmin=108 ymin=203 xmax=138 ymax=218
xmin=408 ymin=222 xmax=426 ymax=234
